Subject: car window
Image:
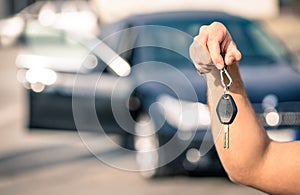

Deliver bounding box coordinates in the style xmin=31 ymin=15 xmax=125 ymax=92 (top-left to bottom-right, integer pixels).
xmin=131 ymin=19 xmax=289 ymax=67
xmin=131 ymin=24 xmax=196 ymax=68
xmin=226 ymin=21 xmax=288 ymax=65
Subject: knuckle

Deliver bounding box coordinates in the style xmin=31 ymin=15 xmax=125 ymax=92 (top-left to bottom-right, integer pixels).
xmin=237 ymin=51 xmax=242 ymax=60
xmin=207 ymin=37 xmax=220 ymax=49
xmin=211 ymin=21 xmax=225 ymax=29
xmin=209 ymin=22 xmax=228 ymax=37
xmin=199 ymin=25 xmax=208 ymax=34
xmin=193 ymin=35 xmax=201 ymax=43
xmin=207 ymin=36 xmax=215 ymax=43
xmin=210 ymin=21 xmax=220 ymax=26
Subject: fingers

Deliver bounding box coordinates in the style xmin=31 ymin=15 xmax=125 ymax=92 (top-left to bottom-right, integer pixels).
xmin=206 ymin=22 xmax=230 ymax=69
xmin=189 ymin=40 xmax=214 ymax=74
xmin=224 ymin=42 xmax=242 ymax=65
xmin=207 ymin=36 xmax=224 ymax=69
xmin=190 ymin=22 xmax=242 ymax=73
xmin=197 ymin=25 xmax=224 ymax=69
xmin=197 ymin=25 xmax=209 ymax=51
xmin=190 ymin=26 xmax=214 ymax=74
xmin=191 ymin=36 xmax=211 ymax=64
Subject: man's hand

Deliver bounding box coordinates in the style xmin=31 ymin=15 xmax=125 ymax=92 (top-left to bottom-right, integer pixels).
xmin=189 ymin=22 xmax=242 ymax=74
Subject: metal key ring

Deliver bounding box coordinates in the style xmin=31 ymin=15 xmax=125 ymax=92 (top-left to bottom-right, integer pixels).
xmin=220 ymin=68 xmax=232 ymax=90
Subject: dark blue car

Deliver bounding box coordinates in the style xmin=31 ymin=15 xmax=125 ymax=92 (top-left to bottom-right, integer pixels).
xmin=17 ymin=11 xmax=300 ymax=177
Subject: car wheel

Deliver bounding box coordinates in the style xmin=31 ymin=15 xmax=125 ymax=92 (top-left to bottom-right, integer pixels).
xmin=134 ymin=113 xmax=171 ymax=178
xmin=120 ymin=132 xmax=135 ymax=150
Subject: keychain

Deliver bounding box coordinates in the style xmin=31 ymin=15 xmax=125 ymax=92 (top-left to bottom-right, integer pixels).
xmin=216 ymin=68 xmax=238 ymax=149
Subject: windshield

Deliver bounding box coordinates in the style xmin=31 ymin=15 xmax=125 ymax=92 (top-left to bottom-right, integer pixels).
xmin=226 ymin=21 xmax=288 ymax=65
xmin=133 ymin=19 xmax=289 ymax=67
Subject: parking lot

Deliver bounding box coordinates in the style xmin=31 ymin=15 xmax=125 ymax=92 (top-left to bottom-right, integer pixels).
xmin=0 ymin=12 xmax=299 ymax=195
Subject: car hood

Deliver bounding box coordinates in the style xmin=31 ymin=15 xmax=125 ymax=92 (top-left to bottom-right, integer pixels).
xmin=132 ymin=62 xmax=300 ymax=104
xmin=240 ymin=64 xmax=300 ymax=103
xmin=131 ymin=62 xmax=207 ymax=103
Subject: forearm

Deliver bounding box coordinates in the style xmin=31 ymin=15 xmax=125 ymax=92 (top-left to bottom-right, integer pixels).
xmin=206 ymin=62 xmax=271 ymax=183
xmin=191 ymin=21 xmax=300 ymax=194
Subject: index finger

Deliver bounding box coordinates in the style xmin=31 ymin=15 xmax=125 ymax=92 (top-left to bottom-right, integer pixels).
xmin=207 ymin=36 xmax=225 ymax=70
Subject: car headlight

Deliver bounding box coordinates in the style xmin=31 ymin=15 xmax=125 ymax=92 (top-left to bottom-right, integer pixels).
xmin=25 ymin=68 xmax=57 ymax=86
xmin=17 ymin=67 xmax=57 ymax=93
xmin=158 ymin=95 xmax=211 ymax=131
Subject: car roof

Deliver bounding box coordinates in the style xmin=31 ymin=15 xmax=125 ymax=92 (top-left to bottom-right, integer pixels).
xmin=99 ymin=10 xmax=252 ymax=54
xmin=121 ymin=10 xmax=249 ymax=26
xmin=99 ymin=10 xmax=251 ymax=39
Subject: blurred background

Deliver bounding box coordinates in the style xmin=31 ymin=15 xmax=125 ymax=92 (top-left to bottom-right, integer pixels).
xmin=0 ymin=0 xmax=299 ymax=195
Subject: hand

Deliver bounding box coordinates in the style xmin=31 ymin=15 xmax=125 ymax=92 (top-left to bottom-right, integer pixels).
xmin=190 ymin=22 xmax=242 ymax=74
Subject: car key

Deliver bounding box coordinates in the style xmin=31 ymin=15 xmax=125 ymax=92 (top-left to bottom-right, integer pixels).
xmin=216 ymin=68 xmax=237 ymax=149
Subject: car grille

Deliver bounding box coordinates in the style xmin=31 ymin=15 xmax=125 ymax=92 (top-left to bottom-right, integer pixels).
xmin=258 ymin=112 xmax=300 ymax=127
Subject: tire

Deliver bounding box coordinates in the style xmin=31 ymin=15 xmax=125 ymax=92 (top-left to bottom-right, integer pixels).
xmin=134 ymin=113 xmax=169 ymax=178
xmin=120 ymin=132 xmax=135 ymax=150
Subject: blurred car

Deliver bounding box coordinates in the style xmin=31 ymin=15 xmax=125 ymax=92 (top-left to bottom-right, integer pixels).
xmin=16 ymin=0 xmax=100 ymax=92
xmin=15 ymin=1 xmax=105 ymax=130
xmin=16 ymin=10 xmax=300 ymax=177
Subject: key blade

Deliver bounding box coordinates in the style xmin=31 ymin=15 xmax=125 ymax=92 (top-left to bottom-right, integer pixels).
xmin=224 ymin=125 xmax=229 ymax=149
